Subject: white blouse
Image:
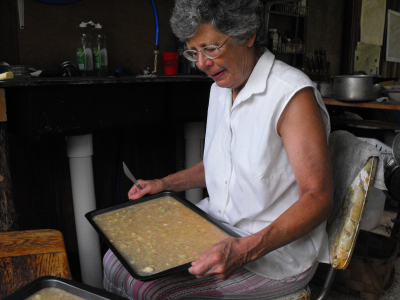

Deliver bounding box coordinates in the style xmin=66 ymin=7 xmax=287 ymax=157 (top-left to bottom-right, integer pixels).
xmin=197 ymin=49 xmax=331 ymax=279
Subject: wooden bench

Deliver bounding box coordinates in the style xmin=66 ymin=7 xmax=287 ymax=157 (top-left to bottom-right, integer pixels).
xmin=0 ymin=229 xmax=72 ymax=299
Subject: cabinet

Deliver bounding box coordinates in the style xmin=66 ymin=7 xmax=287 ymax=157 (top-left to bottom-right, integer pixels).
xmin=264 ymin=0 xmax=308 ymax=69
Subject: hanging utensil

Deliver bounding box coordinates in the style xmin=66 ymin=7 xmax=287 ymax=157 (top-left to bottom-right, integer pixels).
xmin=122 ymin=162 xmax=143 ymax=190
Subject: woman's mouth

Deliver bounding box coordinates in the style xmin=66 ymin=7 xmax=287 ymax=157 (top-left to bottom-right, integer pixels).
xmin=211 ymin=70 xmax=225 ymax=79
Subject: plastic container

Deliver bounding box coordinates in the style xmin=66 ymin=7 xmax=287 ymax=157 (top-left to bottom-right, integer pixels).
xmin=388 ymin=90 xmax=400 ymax=101
xmin=76 ymin=22 xmax=94 ymax=76
xmin=162 ymin=52 xmax=179 ymax=75
xmin=93 ymin=23 xmax=108 ymax=77
xmin=385 ymin=85 xmax=400 ymax=102
xmin=268 ymin=29 xmax=278 ymax=51
xmin=360 ymin=187 xmax=386 ymax=231
xmin=299 ymin=0 xmax=307 ymax=15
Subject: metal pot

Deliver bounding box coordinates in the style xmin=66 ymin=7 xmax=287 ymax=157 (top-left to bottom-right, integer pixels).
xmin=332 ymin=75 xmax=398 ymax=102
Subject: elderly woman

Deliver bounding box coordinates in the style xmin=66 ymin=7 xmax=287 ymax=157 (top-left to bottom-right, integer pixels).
xmin=103 ymin=0 xmax=333 ymax=299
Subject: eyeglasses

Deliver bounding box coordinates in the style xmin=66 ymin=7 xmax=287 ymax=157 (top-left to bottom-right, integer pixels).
xmin=183 ymin=37 xmax=230 ymax=62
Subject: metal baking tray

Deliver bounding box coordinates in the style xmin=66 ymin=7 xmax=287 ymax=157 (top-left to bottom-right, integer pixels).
xmin=85 ymin=191 xmax=239 ymax=281
xmin=3 ymin=276 xmax=126 ymax=300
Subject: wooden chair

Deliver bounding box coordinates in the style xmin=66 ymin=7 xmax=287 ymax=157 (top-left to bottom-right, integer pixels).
xmin=0 ymin=229 xmax=72 ymax=299
xmin=314 ymin=156 xmax=380 ymax=299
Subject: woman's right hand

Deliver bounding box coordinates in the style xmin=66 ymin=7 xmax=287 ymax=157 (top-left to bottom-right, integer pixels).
xmin=128 ymin=161 xmax=206 ymax=200
xmin=128 ymin=178 xmax=165 ymax=200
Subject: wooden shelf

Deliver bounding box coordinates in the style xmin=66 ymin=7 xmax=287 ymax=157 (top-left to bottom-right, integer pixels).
xmin=323 ymin=98 xmax=400 ymax=111
xmin=329 ymin=116 xmax=400 ymax=130
xmin=323 ymin=98 xmax=400 ymax=130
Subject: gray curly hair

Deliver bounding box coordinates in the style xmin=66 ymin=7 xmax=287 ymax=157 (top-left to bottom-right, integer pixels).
xmin=170 ymin=0 xmax=267 ymax=47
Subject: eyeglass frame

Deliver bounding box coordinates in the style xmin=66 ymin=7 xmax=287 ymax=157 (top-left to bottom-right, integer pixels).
xmin=183 ymin=37 xmax=230 ymax=62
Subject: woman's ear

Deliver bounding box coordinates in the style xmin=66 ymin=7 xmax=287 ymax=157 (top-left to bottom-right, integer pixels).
xmin=246 ymin=31 xmax=257 ymax=47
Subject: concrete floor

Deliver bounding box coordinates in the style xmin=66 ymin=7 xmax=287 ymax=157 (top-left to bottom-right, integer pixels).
xmin=309 ymin=256 xmax=400 ymax=299
xmin=310 ymin=257 xmax=400 ymax=300
xmin=309 ymin=208 xmax=400 ymax=300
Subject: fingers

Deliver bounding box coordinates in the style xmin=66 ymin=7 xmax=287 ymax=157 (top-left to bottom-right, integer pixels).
xmin=188 ymin=238 xmax=247 ymax=279
xmin=189 ymin=262 xmax=231 ymax=279
xmin=188 ymin=251 xmax=230 ymax=279
xmin=127 ymin=179 xmax=165 ymax=200
xmin=128 ymin=180 xmax=148 ymax=200
xmin=128 ymin=186 xmax=141 ymax=200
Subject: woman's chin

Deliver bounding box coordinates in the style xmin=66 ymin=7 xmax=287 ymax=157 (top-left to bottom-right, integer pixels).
xmin=214 ymin=78 xmax=234 ymax=89
xmin=212 ymin=74 xmax=231 ymax=88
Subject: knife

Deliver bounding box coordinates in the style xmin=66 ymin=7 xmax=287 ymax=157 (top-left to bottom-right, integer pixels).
xmin=122 ymin=162 xmax=143 ymax=190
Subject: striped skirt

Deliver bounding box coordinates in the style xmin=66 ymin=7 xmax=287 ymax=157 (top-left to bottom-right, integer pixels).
xmin=103 ymin=249 xmax=317 ymax=300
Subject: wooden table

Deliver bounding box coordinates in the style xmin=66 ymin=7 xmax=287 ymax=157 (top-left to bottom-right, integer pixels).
xmin=323 ymin=98 xmax=400 ymax=130
xmin=0 ymin=229 xmax=72 ymax=299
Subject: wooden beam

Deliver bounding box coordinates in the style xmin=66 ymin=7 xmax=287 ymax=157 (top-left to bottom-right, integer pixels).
xmin=0 ymin=88 xmax=18 ymax=232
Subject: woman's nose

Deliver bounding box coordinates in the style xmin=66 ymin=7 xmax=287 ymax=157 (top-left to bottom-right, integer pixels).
xmin=196 ymin=53 xmax=212 ymax=70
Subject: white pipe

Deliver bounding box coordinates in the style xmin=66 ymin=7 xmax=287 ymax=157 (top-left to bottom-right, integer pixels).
xmin=66 ymin=134 xmax=102 ymax=288
xmin=184 ymin=122 xmax=205 ymax=204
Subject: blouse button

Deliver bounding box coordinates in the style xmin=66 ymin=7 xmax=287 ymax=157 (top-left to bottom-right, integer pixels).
xmin=218 ymin=210 xmax=221 ymax=214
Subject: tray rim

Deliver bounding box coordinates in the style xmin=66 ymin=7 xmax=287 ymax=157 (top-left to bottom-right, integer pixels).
xmin=85 ymin=191 xmax=239 ymax=281
xmin=3 ymin=276 xmax=126 ymax=300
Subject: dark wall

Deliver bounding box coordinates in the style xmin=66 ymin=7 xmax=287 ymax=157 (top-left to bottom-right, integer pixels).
xmin=1 ymin=0 xmax=348 ymax=76
xmin=306 ymin=0 xmax=346 ymax=76
xmin=1 ymin=0 xmax=176 ymax=75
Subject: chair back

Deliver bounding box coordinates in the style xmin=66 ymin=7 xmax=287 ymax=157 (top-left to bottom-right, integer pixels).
xmin=327 ymin=156 xmax=379 ymax=270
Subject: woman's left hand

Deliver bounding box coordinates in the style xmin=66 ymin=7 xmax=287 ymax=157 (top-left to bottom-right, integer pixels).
xmin=188 ymin=236 xmax=254 ymax=280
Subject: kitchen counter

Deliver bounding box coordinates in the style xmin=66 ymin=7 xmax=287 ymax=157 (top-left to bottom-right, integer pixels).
xmin=3 ymin=76 xmax=400 ymax=138
xmin=1 ymin=75 xmax=213 ymax=139
xmin=0 ymin=75 xmax=212 ymax=88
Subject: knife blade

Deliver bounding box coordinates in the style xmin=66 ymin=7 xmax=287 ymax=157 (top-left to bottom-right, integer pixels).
xmin=123 ymin=162 xmax=143 ymax=190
